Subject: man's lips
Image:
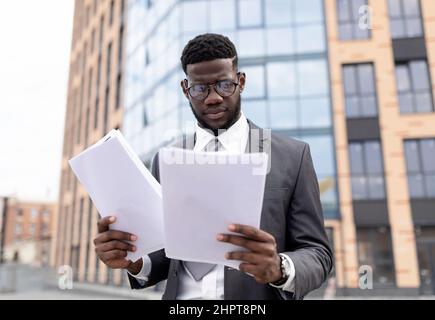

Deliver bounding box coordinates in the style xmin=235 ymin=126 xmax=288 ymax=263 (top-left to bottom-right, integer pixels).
xmin=204 ymin=108 xmax=227 ymax=120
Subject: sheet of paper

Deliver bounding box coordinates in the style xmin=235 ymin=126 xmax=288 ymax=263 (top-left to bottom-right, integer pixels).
xmin=69 ymin=129 xmax=164 ymax=262
xmin=159 ymin=147 xmax=268 ymax=269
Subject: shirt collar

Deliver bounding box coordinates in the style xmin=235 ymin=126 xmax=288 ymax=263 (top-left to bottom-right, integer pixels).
xmin=194 ymin=112 xmax=249 ymax=153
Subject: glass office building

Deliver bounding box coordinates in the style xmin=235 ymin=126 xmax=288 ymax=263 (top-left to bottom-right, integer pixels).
xmin=124 ymin=0 xmax=339 ymax=219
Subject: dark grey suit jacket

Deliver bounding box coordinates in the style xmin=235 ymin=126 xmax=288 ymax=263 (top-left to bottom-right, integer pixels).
xmin=128 ymin=120 xmax=333 ymax=300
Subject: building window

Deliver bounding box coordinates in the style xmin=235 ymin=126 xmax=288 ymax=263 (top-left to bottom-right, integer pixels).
xmin=210 ymin=0 xmax=236 ymax=31
xmin=91 ymin=28 xmax=96 ymax=54
xmin=120 ymin=0 xmax=125 ymax=25
xmin=106 ymin=42 xmax=112 ymax=85
xmin=42 ymin=210 xmax=50 ymax=220
xmin=15 ymin=223 xmax=22 ymax=238
xmin=30 ymin=208 xmax=38 ymax=219
xmin=41 ymin=223 xmax=49 ymax=235
xmin=265 ymin=59 xmax=330 ymax=130
xmin=116 ymin=74 xmax=122 ymax=110
xmin=85 ymin=107 xmax=90 ymax=147
xmin=118 ymin=25 xmax=124 ymax=70
xmin=415 ymin=227 xmax=435 ymax=240
xmin=109 ymin=0 xmax=115 ymax=26
xmin=395 ymin=60 xmax=434 ymax=114
xmin=103 ymin=42 xmax=112 ymax=134
xmin=356 ymin=227 xmax=396 ymax=286
xmin=16 ymin=208 xmax=23 ymax=218
xmin=238 ymin=0 xmax=264 ymax=28
xmin=104 ymin=87 xmax=110 ymax=135
xmin=349 ymin=140 xmax=386 ymax=200
xmin=388 ymin=0 xmax=423 ymax=39
xmin=29 ymin=223 xmax=36 ymax=236
xmin=337 ymin=0 xmax=370 ymax=40
xmin=181 ymin=2 xmax=208 ymax=36
xmin=404 ymin=139 xmax=435 ymax=199
xmin=243 ymin=65 xmax=266 ymax=99
xmin=85 ymin=197 xmax=93 ymax=281
xmin=99 ymin=15 xmax=105 ymax=53
xmin=342 ymin=63 xmax=378 ymax=118
xmin=78 ymin=197 xmax=84 ymax=250
xmin=95 ymin=255 xmax=100 ymax=283
xmin=60 ymin=205 xmax=69 ymax=265
xmin=71 ymin=246 xmax=80 ymax=281
xmin=94 ymin=96 xmax=100 ymax=130
xmin=85 ymin=5 xmax=90 ymax=28
xmin=88 ymin=68 xmax=93 ymax=105
xmin=77 ymin=81 xmax=84 ymax=145
xmin=95 ymin=53 xmax=102 ymax=130
xmin=107 ymin=268 xmax=115 ymax=286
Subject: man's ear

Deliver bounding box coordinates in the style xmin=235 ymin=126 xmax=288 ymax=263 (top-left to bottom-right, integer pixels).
xmin=239 ymin=72 xmax=246 ymax=93
xmin=180 ymin=79 xmax=190 ymax=99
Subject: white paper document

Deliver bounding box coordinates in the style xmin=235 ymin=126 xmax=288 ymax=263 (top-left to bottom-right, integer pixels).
xmin=68 ymin=129 xmax=164 ymax=262
xmin=159 ymin=147 xmax=269 ymax=269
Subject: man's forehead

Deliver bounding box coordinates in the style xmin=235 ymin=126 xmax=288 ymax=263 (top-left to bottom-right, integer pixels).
xmin=186 ymin=58 xmax=235 ymax=81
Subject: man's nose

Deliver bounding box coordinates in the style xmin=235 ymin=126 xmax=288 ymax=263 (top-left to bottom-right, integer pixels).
xmin=204 ymin=86 xmax=223 ymax=105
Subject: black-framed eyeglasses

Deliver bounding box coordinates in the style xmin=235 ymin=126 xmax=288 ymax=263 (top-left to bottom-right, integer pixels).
xmin=184 ymin=72 xmax=241 ymax=101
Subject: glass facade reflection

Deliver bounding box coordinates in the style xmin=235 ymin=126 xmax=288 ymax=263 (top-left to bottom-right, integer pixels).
xmin=124 ymin=0 xmax=339 ymax=218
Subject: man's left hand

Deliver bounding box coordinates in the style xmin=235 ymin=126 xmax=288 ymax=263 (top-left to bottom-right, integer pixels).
xmin=217 ymin=224 xmax=282 ymax=284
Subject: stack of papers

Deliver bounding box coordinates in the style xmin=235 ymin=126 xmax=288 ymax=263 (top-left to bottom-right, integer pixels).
xmin=69 ymin=130 xmax=164 ymax=262
xmin=159 ymin=147 xmax=268 ymax=269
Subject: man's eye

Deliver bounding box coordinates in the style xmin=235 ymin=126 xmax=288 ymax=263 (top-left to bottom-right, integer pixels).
xmin=194 ymin=85 xmax=206 ymax=92
xmin=219 ymin=81 xmax=232 ymax=90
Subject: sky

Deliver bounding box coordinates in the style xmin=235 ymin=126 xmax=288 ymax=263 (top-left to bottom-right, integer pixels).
xmin=0 ymin=0 xmax=74 ymax=202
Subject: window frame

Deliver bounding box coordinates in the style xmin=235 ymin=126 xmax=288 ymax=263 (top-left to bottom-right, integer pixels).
xmin=342 ymin=63 xmax=379 ymax=119
xmin=237 ymin=0 xmax=265 ymax=29
xmin=387 ymin=0 xmax=424 ymax=39
xmin=348 ymin=140 xmax=387 ymax=200
xmin=404 ymin=138 xmax=435 ymax=199
xmin=395 ymin=60 xmax=434 ymax=114
xmin=336 ymin=0 xmax=371 ymax=41
xmin=356 ymin=227 xmax=396 ymax=286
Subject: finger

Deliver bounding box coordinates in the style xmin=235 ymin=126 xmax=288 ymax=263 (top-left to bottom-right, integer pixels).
xmin=97 ymin=216 xmax=116 ymax=233
xmin=99 ymin=230 xmax=137 ymax=243
xmin=225 ymin=251 xmax=263 ymax=264
xmin=227 ymin=224 xmax=275 ymax=243
xmin=98 ymin=240 xmax=136 ymax=253
xmin=217 ymin=234 xmax=271 ymax=253
xmin=101 ymin=250 xmax=128 ymax=261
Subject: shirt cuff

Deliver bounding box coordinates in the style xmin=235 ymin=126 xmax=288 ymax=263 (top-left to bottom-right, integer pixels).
xmin=269 ymin=253 xmax=295 ymax=292
xmin=127 ymin=255 xmax=152 ymax=283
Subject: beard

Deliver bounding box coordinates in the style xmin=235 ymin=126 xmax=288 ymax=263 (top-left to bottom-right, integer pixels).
xmin=189 ymin=95 xmax=241 ymax=136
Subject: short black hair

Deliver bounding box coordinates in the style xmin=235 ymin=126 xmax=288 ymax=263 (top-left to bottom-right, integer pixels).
xmin=180 ymin=33 xmax=238 ymax=74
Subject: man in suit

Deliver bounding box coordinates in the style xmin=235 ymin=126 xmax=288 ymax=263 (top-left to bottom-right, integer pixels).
xmin=94 ymin=33 xmax=333 ymax=300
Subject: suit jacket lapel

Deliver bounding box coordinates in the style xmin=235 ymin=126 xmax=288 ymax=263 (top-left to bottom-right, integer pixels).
xmin=246 ymin=120 xmax=271 ymax=189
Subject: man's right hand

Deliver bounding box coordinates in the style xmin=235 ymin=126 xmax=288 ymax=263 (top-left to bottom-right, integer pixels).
xmin=94 ymin=216 xmax=143 ymax=275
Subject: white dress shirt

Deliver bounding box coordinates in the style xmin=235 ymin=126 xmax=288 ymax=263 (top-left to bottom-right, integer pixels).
xmin=129 ymin=112 xmax=295 ymax=299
